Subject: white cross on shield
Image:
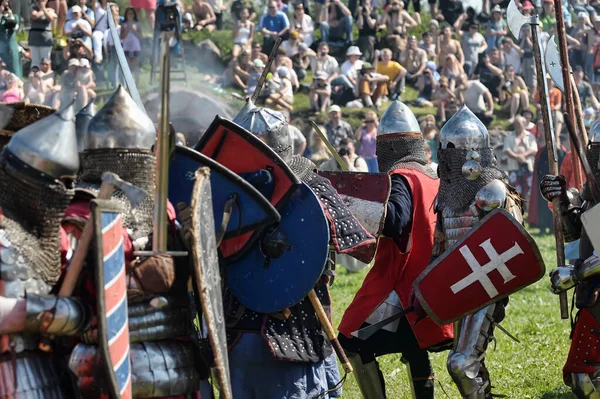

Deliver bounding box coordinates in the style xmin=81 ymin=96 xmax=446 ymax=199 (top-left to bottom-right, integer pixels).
xmin=450 ymin=239 xmax=524 ymax=298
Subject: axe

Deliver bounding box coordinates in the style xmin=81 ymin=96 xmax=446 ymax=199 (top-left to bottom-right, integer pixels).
xmin=507 ymin=0 xmax=569 ymax=319
xmin=59 ymin=172 xmax=150 ymax=297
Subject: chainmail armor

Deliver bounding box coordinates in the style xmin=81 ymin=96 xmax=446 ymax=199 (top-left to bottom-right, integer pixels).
xmin=0 ymin=152 xmax=74 ymax=284
xmin=437 ymin=147 xmax=504 ymax=210
xmin=376 ymin=136 xmax=436 ymax=177
xmin=587 ymin=146 xmax=600 ymax=182
xmin=78 ymin=149 xmax=155 ymax=240
xmin=290 ymin=155 xmax=318 ymax=183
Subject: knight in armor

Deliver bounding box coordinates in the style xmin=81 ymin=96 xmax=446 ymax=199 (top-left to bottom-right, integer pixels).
xmin=222 ymin=101 xmax=377 ymax=398
xmin=64 ymin=86 xmax=210 ymax=397
xmin=418 ymin=105 xmax=523 ymax=398
xmin=335 ymin=101 xmax=454 ymax=399
xmin=0 ymin=105 xmax=92 ymax=398
xmin=540 ymin=119 xmax=600 ymax=398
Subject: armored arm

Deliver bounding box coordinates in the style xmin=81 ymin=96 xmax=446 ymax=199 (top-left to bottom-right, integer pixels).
xmin=540 ymin=174 xmax=583 ymax=242
xmin=23 ymin=294 xmax=92 ymax=336
xmin=550 ymin=255 xmax=600 ymax=294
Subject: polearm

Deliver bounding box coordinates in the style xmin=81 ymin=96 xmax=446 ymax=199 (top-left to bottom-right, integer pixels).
xmin=552 ymin=0 xmax=584 ymax=189
xmin=251 ymin=37 xmax=282 ymax=103
xmin=507 ymin=0 xmax=568 ymax=319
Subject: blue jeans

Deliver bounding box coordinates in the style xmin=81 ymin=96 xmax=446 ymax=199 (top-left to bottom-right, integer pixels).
xmin=364 ymin=157 xmax=378 ymax=173
xmin=320 ymin=15 xmax=353 ymax=45
xmin=331 ymin=75 xmax=354 ymax=90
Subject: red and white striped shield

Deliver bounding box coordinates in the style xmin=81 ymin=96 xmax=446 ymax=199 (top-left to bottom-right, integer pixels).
xmin=92 ymin=199 xmax=132 ymax=399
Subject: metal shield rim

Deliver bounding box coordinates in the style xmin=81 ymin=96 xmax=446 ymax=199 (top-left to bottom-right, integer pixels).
xmin=91 ymin=199 xmax=126 ymax=399
xmin=174 ymin=144 xmax=281 ymax=240
xmin=413 ymin=208 xmax=546 ymax=325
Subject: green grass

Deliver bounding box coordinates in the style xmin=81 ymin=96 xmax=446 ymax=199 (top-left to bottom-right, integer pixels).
xmin=329 ymin=228 xmax=575 ymax=398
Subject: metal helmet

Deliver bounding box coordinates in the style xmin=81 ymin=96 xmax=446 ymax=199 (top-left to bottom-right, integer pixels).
xmin=6 ymin=104 xmax=79 ymax=179
xmin=235 ymin=106 xmax=293 ymax=163
xmin=377 ymin=100 xmax=421 ymax=139
xmin=232 ymin=98 xmax=258 ymax=125
xmin=439 ymin=105 xmax=489 ymax=149
xmin=75 ymin=101 xmax=96 ymax=152
xmin=85 ymin=85 xmax=155 ymax=150
xmin=589 ymin=117 xmax=600 ymax=144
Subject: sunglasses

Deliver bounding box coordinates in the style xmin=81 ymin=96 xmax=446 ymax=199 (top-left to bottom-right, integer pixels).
xmin=365 ymin=120 xmax=375 ymax=123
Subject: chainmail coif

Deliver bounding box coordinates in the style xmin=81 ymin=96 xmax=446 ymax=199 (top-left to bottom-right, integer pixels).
xmin=376 ymin=135 xmax=436 ymax=177
xmin=437 ymin=147 xmax=505 ymax=211
xmin=587 ymin=146 xmax=600 ymax=182
xmin=78 ymin=149 xmax=156 ymax=240
xmin=0 ymin=152 xmax=74 ymax=284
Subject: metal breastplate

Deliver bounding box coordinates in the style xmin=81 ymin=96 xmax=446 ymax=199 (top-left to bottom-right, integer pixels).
xmin=442 ymin=202 xmax=480 ymax=250
xmin=365 ymin=291 xmax=403 ymax=332
xmin=0 ymin=351 xmax=67 ymax=398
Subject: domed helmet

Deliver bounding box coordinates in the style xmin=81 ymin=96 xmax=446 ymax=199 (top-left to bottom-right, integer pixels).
xmin=376 ymin=100 xmax=431 ymax=174
xmin=78 ymin=86 xmax=157 ymax=239
xmin=0 ymin=104 xmax=79 ymax=284
xmin=436 ymin=105 xmax=503 ymax=210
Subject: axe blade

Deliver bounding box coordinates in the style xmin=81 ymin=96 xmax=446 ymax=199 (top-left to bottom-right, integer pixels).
xmin=101 ymin=172 xmax=149 ymax=208
xmin=507 ymin=0 xmax=534 ymax=41
xmin=545 ymin=35 xmax=565 ymax=93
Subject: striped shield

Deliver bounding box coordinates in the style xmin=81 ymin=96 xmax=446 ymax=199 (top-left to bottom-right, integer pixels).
xmin=92 ymin=199 xmax=132 ymax=399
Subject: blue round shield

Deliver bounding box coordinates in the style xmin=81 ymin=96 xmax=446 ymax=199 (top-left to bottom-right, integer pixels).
xmin=169 ymin=145 xmax=280 ymax=259
xmin=227 ymin=183 xmax=330 ymax=313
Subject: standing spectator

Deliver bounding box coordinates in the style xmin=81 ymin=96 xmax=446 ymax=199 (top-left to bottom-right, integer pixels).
xmin=90 ymin=0 xmax=107 ymax=64
xmin=0 ymin=1 xmax=20 ymax=78
xmin=485 ymin=5 xmax=507 ymax=50
xmin=29 ymin=0 xmax=56 ymax=70
xmin=399 ymin=35 xmax=428 ymax=86
xmin=474 ymin=48 xmax=504 ymax=98
xmin=460 ymin=74 xmax=495 ymax=126
xmin=438 ymin=24 xmax=464 ymax=68
xmin=292 ymin=3 xmax=313 ymax=47
xmin=498 ymin=64 xmax=529 ymax=123
xmin=571 ymin=12 xmax=591 ymax=74
xmin=310 ymin=42 xmax=340 ymax=85
xmin=503 ymin=116 xmax=537 ymax=210
xmin=574 ymin=65 xmax=600 ymax=111
xmin=320 ymin=138 xmax=368 ymax=171
xmin=324 ymin=104 xmax=353 ymax=146
xmin=375 ymin=48 xmax=405 ymax=99
xmin=356 ymin=0 xmax=377 ymax=63
xmin=309 ymin=71 xmax=331 ymax=113
xmin=320 ymin=0 xmax=353 ymax=46
xmin=1 ymin=72 xmax=22 ymax=101
xmin=130 ymin=0 xmax=155 ymax=32
xmin=519 ymin=24 xmax=535 ymax=92
xmin=462 ymin=22 xmax=487 ymax=77
xmin=500 ymin=36 xmax=523 ymax=75
xmin=357 ymin=61 xmax=388 ymax=108
xmin=259 ymin=1 xmax=290 ymax=55
xmin=189 ymin=0 xmax=216 ymax=31
xmin=414 ymin=61 xmax=439 ymax=107
xmin=120 ymin=8 xmax=141 ymax=83
xmin=64 ymin=5 xmax=92 ymax=48
xmin=354 ymin=110 xmax=378 ymax=172
xmin=231 ymin=7 xmax=254 ymax=58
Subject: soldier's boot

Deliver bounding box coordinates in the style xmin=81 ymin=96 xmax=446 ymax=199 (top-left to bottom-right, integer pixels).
xmin=571 ymin=373 xmax=600 ymax=399
xmin=347 ymin=352 xmax=386 ymax=399
xmin=401 ymin=355 xmax=434 ymax=399
xmin=410 ymin=376 xmax=434 ymax=399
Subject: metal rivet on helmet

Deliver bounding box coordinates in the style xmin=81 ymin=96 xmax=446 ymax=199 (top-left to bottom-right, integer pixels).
xmin=462 ymin=160 xmax=483 ymax=180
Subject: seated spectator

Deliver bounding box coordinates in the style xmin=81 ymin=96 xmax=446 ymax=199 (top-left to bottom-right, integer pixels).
xmin=259 ymin=1 xmax=290 ymax=55
xmin=485 ymin=5 xmax=507 ymax=50
xmin=540 ymin=0 xmax=556 ymax=32
xmin=231 ymin=9 xmax=255 ymax=51
xmin=356 ymin=0 xmax=378 ymax=63
xmin=438 ymin=24 xmax=464 ymax=68
xmin=431 ymin=76 xmax=457 ymax=124
xmin=63 ymin=37 xmax=93 ymax=62
xmin=357 ymin=62 xmax=388 ymax=109
xmin=320 ymin=0 xmax=353 ymax=46
xmin=320 ymin=138 xmax=368 ymax=171
xmin=309 ymin=71 xmax=331 ymax=113
xmin=120 ymin=7 xmax=142 ymax=83
xmin=64 ymin=5 xmax=92 ymax=48
xmin=439 ymin=54 xmax=462 ymax=89
xmin=265 ymin=66 xmax=294 ymax=111
xmin=305 ymin=125 xmax=332 ymax=166
xmin=271 ymin=46 xmax=298 ymax=89
xmin=1 ymin=73 xmax=22 ymax=102
xmin=500 ymin=37 xmax=524 ymax=75
xmin=503 ymin=116 xmax=537 ymax=210
xmin=52 ymin=58 xmax=79 ymax=109
xmin=29 ymin=0 xmax=57 ymax=71
xmin=399 ymin=35 xmax=428 ymax=85
xmin=250 ymin=41 xmax=268 ymax=64
xmin=325 ymin=104 xmax=353 ymax=146
xmin=310 ymin=42 xmax=340 ymax=85
xmin=473 ymin=48 xmax=504 ymax=99
xmin=522 ymin=109 xmax=537 ymax=136
xmin=354 ymin=110 xmax=378 ymax=172
xmin=291 ymin=43 xmax=313 ymax=81
xmin=231 ymin=0 xmax=255 ymax=22
xmin=420 ymin=114 xmax=439 ymax=162
xmin=291 ymin=3 xmax=314 ymax=47
xmin=281 ymin=110 xmax=307 ymax=155
xmin=375 ymin=48 xmax=405 ymax=100
xmin=189 ymin=0 xmax=216 ymax=31
xmin=24 ymin=71 xmax=46 ymax=104
xmin=67 ymin=0 xmax=95 ymax=28
xmin=224 ymin=49 xmax=252 ymax=90
xmin=379 ymin=0 xmax=416 ymax=36
xmin=415 ymin=61 xmax=439 ymax=107
xmin=460 ymin=73 xmax=495 ymax=126
xmin=246 ymin=58 xmax=264 ymax=96
xmin=461 ymin=22 xmax=486 ymax=77
xmin=498 ymin=65 xmax=529 ymax=123
xmin=424 ymin=141 xmax=437 ymax=169
xmin=340 ymin=46 xmax=364 ymax=89
xmin=281 ymin=30 xmax=301 ymax=58
xmin=420 ymin=31 xmax=437 ymax=60
xmin=77 ymin=58 xmax=96 ymax=105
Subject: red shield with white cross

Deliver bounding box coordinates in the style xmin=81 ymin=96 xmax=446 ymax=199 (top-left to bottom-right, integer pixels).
xmin=413 ymin=209 xmax=545 ymax=325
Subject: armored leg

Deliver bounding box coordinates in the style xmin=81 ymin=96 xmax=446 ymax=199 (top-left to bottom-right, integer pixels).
xmin=571 ymin=373 xmax=600 ymax=399
xmin=347 ymin=351 xmax=386 ymax=399
xmin=447 ymin=304 xmax=499 ymax=398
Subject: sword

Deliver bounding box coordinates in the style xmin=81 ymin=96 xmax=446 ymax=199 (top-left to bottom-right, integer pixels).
xmin=350 ymin=306 xmax=414 ymax=340
xmin=310 ymin=121 xmax=349 ymax=171
xmin=107 ymin=3 xmax=145 ymax=112
xmin=507 ymin=0 xmax=568 ymax=319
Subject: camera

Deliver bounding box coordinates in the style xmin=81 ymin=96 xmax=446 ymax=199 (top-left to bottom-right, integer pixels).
xmin=338 ymin=147 xmax=350 ymax=157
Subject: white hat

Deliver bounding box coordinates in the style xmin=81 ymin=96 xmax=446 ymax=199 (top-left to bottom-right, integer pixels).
xmin=253 ymin=58 xmax=265 ymax=68
xmin=68 ymin=58 xmax=81 ymax=67
xmin=79 ymin=58 xmax=90 ymax=68
xmin=70 ymin=5 xmax=82 ymax=13
xmin=346 ymin=46 xmax=362 ymax=56
xmin=328 ymin=105 xmax=341 ymax=113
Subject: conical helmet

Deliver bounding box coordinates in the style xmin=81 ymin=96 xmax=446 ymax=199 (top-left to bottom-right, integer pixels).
xmin=85 ymin=86 xmax=155 ymax=150
xmin=377 ymin=100 xmax=421 ymax=139
xmin=232 ymin=98 xmax=257 ymax=125
xmin=75 ymin=101 xmax=96 ymax=152
xmin=235 ymin=106 xmax=292 ymax=163
xmin=6 ymin=104 xmax=79 ymax=179
xmin=440 ymin=105 xmax=489 ymax=149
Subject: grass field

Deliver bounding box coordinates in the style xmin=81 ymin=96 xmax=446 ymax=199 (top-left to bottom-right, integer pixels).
xmin=329 ymin=228 xmax=575 ymax=399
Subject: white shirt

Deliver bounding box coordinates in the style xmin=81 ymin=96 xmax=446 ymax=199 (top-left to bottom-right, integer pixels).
xmin=464 ymin=80 xmax=489 ymax=113
xmin=310 ymin=55 xmax=339 ymax=78
xmin=341 ymin=59 xmax=363 ymax=82
xmin=64 ymin=19 xmax=93 ymax=47
xmin=293 ymin=14 xmax=314 ymax=47
xmin=503 ymin=47 xmax=522 ymax=75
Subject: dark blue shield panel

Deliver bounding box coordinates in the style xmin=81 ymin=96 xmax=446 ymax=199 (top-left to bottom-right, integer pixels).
xmin=169 ymin=145 xmax=280 ymax=260
xmin=226 ymin=183 xmax=330 ymax=313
